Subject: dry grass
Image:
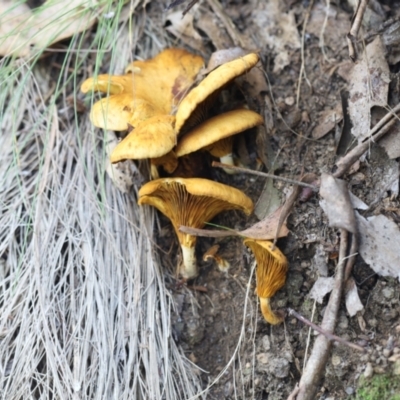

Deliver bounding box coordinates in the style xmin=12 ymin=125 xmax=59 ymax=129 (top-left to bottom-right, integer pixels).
xmin=0 ymin=2 xmax=205 ymax=398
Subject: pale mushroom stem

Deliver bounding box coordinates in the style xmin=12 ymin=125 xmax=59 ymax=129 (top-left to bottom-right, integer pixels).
xmin=220 ymin=153 xmax=235 ymax=175
xmin=180 ymin=244 xmax=198 ymax=279
xmin=259 ymin=297 xmax=283 ymax=325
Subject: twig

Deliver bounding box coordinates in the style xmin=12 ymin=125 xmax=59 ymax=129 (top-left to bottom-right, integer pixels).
xmin=212 ymin=162 xmax=319 ymax=190
xmin=289 ymin=230 xmax=348 ymax=400
xmin=333 ymin=103 xmax=400 ymax=178
xmin=296 ymin=0 xmax=314 ymax=107
xmin=206 ymin=0 xmax=246 ymax=48
xmin=287 ymin=308 xmax=365 ymax=352
xmin=347 ymin=0 xmax=369 ymax=61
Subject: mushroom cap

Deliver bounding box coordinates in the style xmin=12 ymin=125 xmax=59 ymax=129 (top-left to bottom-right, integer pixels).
xmin=243 ymin=239 xmax=288 ymax=298
xmin=175 ymin=53 xmax=260 ymax=134
xmin=81 ymin=74 xmax=134 ymax=95
xmin=90 ymin=95 xmax=159 ymax=131
xmin=138 ymin=178 xmax=254 ymax=247
xmin=125 ymin=48 xmax=204 ymax=114
xmin=110 ymin=115 xmax=176 ymax=163
xmin=175 ymin=109 xmax=264 ymax=157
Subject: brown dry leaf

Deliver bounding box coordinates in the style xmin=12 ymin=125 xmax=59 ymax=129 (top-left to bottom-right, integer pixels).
xmin=306 ymin=2 xmax=351 ymax=53
xmin=309 ymin=277 xmax=335 ymax=304
xmin=348 ymin=36 xmax=390 ymax=142
xmin=356 ymin=213 xmax=400 ymax=279
xmin=250 ymin=0 xmax=300 ymax=72
xmin=345 ymin=278 xmax=364 ymax=317
xmin=379 ymin=121 xmax=400 ymax=159
xmin=202 ymin=47 xmax=247 ymax=75
xmin=179 ymin=205 xmax=289 ymax=240
xmin=0 ymin=0 xmax=104 ymax=57
xmin=105 ymin=131 xmax=143 ymax=193
xmin=166 ymin=11 xmax=206 ymax=54
xmin=319 ymin=173 xmax=357 ymax=233
xmin=312 ymin=105 xmax=343 ymax=139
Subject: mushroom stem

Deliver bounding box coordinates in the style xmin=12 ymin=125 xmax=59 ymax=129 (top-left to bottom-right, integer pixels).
xmin=259 ymin=297 xmax=283 ymax=325
xmin=180 ymin=245 xmax=198 ymax=279
xmin=220 ymin=153 xmax=235 ymax=174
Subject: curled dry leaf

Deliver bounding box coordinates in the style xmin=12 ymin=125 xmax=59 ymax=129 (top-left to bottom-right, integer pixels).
xmin=250 ymin=0 xmax=300 ymax=72
xmin=179 ymin=205 xmax=289 ymax=240
xmin=356 ymin=213 xmax=400 ymax=280
xmin=319 ymin=173 xmax=357 ymax=234
xmin=105 ymin=131 xmax=143 ymax=193
xmin=345 ymin=278 xmax=364 ymax=317
xmin=348 ymin=36 xmax=390 ymax=142
xmin=0 ymin=0 xmax=104 ymax=57
xmin=309 ymin=277 xmax=335 ymax=304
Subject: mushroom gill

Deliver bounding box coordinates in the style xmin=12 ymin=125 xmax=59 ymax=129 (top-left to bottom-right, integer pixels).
xmin=138 ymin=178 xmax=254 ymax=279
xmin=244 ymin=239 xmax=288 ymax=325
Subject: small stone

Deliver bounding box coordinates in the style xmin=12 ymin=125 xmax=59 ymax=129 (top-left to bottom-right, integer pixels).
xmin=257 ymin=353 xmax=269 ymax=365
xmin=269 ymin=357 xmax=290 ymax=378
xmin=331 ymin=355 xmax=341 ymax=366
xmin=374 ymin=366 xmax=386 ymax=374
xmin=338 ymin=315 xmax=349 ymax=330
xmin=368 ymin=318 xmax=378 ymax=328
xmin=262 ymin=335 xmax=271 ymax=351
xmin=382 ymin=287 xmax=395 ymax=299
xmin=383 ymin=348 xmax=392 ymax=358
xmin=394 ymin=360 xmax=400 ymax=375
xmin=345 ymin=387 xmax=355 ymax=395
xmin=363 ymin=363 xmax=374 ymax=378
xmin=285 ymin=96 xmax=295 ymax=106
xmin=245 ymin=362 xmax=251 ymax=369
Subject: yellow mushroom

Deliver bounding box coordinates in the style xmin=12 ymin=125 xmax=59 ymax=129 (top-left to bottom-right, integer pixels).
xmin=138 ymin=178 xmax=254 ymax=279
xmin=175 ymin=53 xmax=260 ymax=134
xmin=81 ymin=48 xmax=204 ymax=129
xmin=175 ymin=109 xmax=263 ymax=173
xmin=244 ymin=239 xmax=288 ymax=325
xmin=110 ymin=115 xmax=176 ymax=164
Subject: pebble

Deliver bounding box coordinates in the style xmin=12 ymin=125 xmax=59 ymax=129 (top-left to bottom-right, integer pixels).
xmin=374 ymin=366 xmax=386 ymax=374
xmin=363 ymin=363 xmax=374 ymax=378
xmin=394 ymin=360 xmax=400 ymax=375
xmin=257 ymin=353 xmax=269 ymax=365
xmin=382 ymin=287 xmax=395 ymax=300
xmin=345 ymin=387 xmax=355 ymax=395
xmin=368 ymin=318 xmax=378 ymax=328
xmin=262 ymin=335 xmax=271 ymax=351
xmin=331 ymin=355 xmax=341 ymax=367
xmin=383 ymin=348 xmax=392 ymax=358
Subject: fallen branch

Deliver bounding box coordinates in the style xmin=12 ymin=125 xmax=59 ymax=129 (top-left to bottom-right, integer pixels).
xmin=333 ymin=103 xmax=400 ymax=178
xmin=212 ymin=162 xmax=319 ymax=190
xmin=288 ymin=229 xmax=348 ymax=400
xmin=287 ymin=308 xmax=365 ymax=352
xmin=347 ymin=0 xmax=369 ymax=61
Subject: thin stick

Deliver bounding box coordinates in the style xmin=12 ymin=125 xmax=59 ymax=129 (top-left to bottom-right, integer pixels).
xmin=207 ymin=0 xmax=246 ymax=48
xmin=212 ymin=162 xmax=319 ymax=190
xmin=287 ymin=308 xmax=365 ymax=352
xmin=347 ymin=0 xmax=369 ymax=61
xmin=333 ymin=110 xmax=398 ymax=178
xmin=289 ymin=230 xmax=348 ymax=400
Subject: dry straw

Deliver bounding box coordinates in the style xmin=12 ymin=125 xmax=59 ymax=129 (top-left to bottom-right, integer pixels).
xmin=0 ymin=5 xmax=203 ymax=399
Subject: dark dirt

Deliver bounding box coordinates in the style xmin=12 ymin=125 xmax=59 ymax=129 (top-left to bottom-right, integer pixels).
xmin=146 ymin=1 xmax=400 ymax=399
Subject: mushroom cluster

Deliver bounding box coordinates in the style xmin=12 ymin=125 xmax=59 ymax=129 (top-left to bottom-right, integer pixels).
xmin=81 ymin=48 xmax=288 ymax=324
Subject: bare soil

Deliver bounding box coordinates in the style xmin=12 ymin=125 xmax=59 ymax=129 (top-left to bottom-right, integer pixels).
xmin=150 ymin=1 xmax=400 ymax=398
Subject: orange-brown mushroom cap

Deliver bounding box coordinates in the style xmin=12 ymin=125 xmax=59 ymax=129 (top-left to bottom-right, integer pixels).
xmin=244 ymin=239 xmax=288 ymax=324
xmin=82 ymin=48 xmax=204 ymax=116
xmin=175 ymin=109 xmax=264 ymax=157
xmin=90 ymin=95 xmax=159 ymax=131
xmin=138 ymin=178 xmax=254 ymax=278
xmin=110 ymin=115 xmax=176 ymax=163
xmin=175 ymin=53 xmax=260 ymax=134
